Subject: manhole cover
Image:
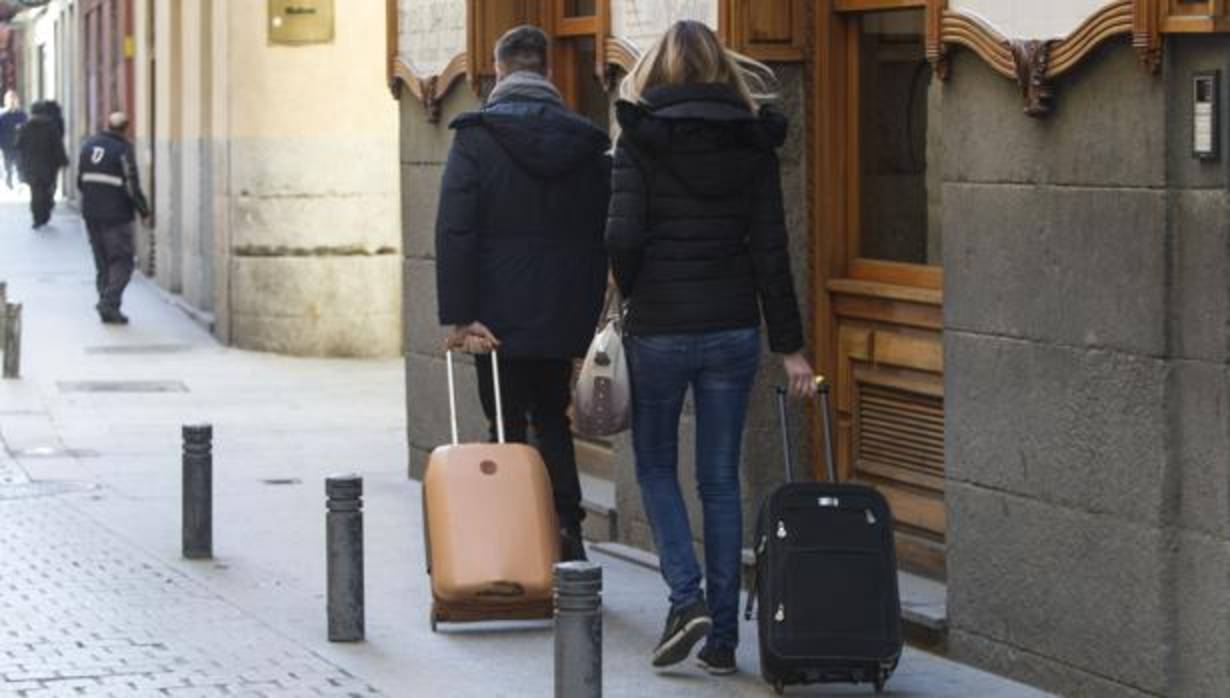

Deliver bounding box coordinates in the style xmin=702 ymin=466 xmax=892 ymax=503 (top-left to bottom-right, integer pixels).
xmin=84 ymin=344 xmax=195 ymax=355
xmin=57 ymin=380 xmax=189 ymax=393
xmin=11 ymin=446 xmax=99 ymax=459
xmin=261 ymin=478 xmax=302 ymax=486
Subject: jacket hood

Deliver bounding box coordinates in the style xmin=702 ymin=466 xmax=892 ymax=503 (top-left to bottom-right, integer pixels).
xmin=450 ymin=99 xmax=610 ymax=179
xmin=615 ymin=83 xmax=787 ymax=197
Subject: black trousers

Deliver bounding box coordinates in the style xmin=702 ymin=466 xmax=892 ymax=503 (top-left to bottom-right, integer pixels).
xmin=474 ymin=354 xmax=585 ymax=529
xmin=28 ymin=178 xmax=54 ymax=226
xmin=85 ymin=219 xmax=135 ymax=312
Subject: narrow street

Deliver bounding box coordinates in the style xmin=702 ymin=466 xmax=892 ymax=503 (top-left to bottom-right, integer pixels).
xmin=0 ymin=197 xmax=1047 ymax=697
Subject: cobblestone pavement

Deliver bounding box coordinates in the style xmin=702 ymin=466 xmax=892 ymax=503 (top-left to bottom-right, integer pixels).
xmin=0 ymin=461 xmax=382 ymax=698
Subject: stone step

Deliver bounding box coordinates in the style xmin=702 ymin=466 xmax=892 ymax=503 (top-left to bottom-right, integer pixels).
xmin=579 ymin=472 xmax=617 ymax=543
xmin=591 ymin=541 xmax=948 ymax=652
xmin=574 ymin=438 xmax=615 ymax=481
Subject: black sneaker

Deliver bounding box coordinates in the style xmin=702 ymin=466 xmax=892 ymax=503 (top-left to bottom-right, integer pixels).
xmin=696 ymin=644 xmax=737 ymax=675
xmin=560 ymin=526 xmax=587 ymax=562
xmin=99 ymin=308 xmax=129 ymax=325
xmin=652 ymin=600 xmax=712 ymax=668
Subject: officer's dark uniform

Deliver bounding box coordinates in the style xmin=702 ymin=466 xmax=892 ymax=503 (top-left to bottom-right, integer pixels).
xmin=77 ymin=129 xmax=149 ymax=322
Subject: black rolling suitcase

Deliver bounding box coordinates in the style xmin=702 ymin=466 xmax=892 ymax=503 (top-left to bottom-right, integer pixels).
xmin=745 ymin=379 xmax=903 ymax=694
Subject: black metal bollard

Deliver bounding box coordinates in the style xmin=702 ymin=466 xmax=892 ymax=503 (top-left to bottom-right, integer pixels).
xmin=181 ymin=424 xmax=213 ymax=559
xmin=554 ymin=561 xmax=603 ymax=698
xmin=2 ymin=302 xmax=20 ymax=380
xmin=326 ymin=475 xmax=365 ymax=642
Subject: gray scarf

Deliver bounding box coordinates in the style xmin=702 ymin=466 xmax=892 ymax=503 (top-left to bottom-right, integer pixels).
xmin=487 ymin=71 xmax=564 ymax=107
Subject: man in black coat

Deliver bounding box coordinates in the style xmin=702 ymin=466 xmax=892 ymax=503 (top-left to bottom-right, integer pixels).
xmin=77 ymin=112 xmax=150 ymax=324
xmin=15 ymin=100 xmax=68 ymax=228
xmin=435 ymin=25 xmax=611 ymax=561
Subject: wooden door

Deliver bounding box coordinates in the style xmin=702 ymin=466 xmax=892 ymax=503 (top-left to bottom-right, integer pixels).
xmin=816 ymin=3 xmax=946 ymax=579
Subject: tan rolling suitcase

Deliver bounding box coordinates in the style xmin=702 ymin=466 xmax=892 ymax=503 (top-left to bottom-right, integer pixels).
xmin=424 ymin=350 xmax=559 ymax=630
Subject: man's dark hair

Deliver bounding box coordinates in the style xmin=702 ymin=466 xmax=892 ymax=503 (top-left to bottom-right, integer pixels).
xmin=494 ymin=25 xmax=549 ymax=76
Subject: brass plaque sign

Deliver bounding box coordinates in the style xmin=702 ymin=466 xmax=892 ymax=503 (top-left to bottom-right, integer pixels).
xmin=268 ymin=0 xmax=334 ymax=45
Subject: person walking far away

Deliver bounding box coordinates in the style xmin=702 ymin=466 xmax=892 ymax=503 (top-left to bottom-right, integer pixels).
xmin=0 ymin=90 xmax=28 ymax=190
xmin=15 ymin=100 xmax=68 ymax=228
xmin=77 ymin=111 xmax=151 ymax=325
xmin=605 ymin=20 xmax=817 ymax=676
xmin=434 ymin=25 xmax=611 ymax=562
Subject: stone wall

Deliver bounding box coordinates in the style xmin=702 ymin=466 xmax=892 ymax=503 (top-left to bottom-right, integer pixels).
xmin=402 ymin=85 xmax=485 ymax=476
xmin=942 ymin=37 xmax=1230 ymax=697
xmin=138 ymin=0 xmax=402 ymax=357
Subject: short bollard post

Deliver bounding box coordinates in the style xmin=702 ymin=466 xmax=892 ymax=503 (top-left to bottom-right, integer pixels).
xmin=2 ymin=302 xmax=20 ymax=380
xmin=326 ymin=475 xmax=364 ymax=642
xmin=554 ymin=561 xmax=603 ymax=698
xmin=181 ymin=424 xmax=213 ymax=559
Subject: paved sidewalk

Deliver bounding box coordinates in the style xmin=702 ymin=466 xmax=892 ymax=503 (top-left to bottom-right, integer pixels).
xmin=0 ymin=199 xmax=1052 ymax=697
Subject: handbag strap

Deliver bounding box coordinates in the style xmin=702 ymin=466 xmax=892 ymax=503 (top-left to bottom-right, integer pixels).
xmin=599 ymin=284 xmax=625 ymax=331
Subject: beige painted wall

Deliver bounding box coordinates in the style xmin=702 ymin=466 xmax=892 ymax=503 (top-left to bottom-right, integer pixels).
xmin=135 ymin=0 xmax=402 ymax=356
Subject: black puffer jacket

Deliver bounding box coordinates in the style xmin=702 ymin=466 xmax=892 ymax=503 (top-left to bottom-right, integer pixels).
xmin=436 ymin=95 xmax=611 ymax=359
xmin=605 ymin=83 xmax=803 ymax=354
xmin=15 ymin=112 xmax=68 ymax=184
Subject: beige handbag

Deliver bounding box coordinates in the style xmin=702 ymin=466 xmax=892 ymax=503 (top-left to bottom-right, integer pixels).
xmin=573 ymin=292 xmax=631 ymax=437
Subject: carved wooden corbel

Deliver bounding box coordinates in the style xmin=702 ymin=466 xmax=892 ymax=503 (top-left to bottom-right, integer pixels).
xmin=1132 ymin=0 xmax=1163 ymax=74
xmin=390 ymin=53 xmax=469 ymax=125
xmin=1008 ymin=39 xmax=1055 ymax=118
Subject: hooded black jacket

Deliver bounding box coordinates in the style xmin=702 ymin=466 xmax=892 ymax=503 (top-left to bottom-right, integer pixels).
xmin=15 ymin=112 xmax=68 ymax=184
xmin=435 ymin=93 xmax=612 ymax=359
xmin=605 ymin=83 xmax=804 ymax=355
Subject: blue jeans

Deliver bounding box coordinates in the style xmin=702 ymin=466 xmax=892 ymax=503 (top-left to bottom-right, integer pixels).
xmin=627 ymin=327 xmax=760 ymax=650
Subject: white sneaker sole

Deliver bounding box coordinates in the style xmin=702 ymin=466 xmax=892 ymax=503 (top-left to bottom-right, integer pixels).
xmin=652 ymin=617 xmax=713 ymax=668
xmin=697 ymin=657 xmax=737 ymax=676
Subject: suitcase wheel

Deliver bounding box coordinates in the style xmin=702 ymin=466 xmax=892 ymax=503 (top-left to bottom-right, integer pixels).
xmin=873 ymin=670 xmax=887 ymax=694
xmin=429 ymin=606 xmax=439 ymax=633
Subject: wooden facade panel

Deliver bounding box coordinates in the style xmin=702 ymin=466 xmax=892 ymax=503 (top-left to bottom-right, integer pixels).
xmin=720 ymin=0 xmax=805 ymax=61
xmin=870 ymin=330 xmax=944 ymax=372
xmin=467 ymin=0 xmax=546 ymax=80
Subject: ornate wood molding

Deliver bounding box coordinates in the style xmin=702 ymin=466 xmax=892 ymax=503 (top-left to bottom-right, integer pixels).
xmin=390 ymin=53 xmax=469 ymax=124
xmin=604 ymin=36 xmax=639 ymax=74
xmin=1132 ymin=0 xmax=1162 ymax=74
xmin=1009 ymin=39 xmax=1055 ymax=117
xmin=933 ymin=0 xmax=1158 ymax=117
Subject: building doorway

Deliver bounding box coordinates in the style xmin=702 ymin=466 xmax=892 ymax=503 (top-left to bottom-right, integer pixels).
xmin=815 ymin=2 xmax=946 ymax=579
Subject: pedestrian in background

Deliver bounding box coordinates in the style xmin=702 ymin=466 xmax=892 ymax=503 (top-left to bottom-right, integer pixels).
xmin=0 ymin=90 xmax=27 ymax=190
xmin=606 ymin=20 xmax=816 ymax=675
xmin=77 ymin=111 xmax=150 ymax=325
xmin=15 ymin=100 xmax=68 ymax=228
xmin=40 ymin=100 xmax=65 ymax=138
xmin=435 ymin=25 xmax=611 ymax=561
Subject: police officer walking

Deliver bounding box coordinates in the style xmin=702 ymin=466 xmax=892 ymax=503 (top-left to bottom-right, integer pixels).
xmin=77 ymin=112 xmax=150 ymax=325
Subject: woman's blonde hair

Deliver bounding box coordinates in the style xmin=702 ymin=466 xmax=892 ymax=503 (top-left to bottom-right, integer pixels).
xmin=619 ymin=20 xmax=777 ymax=111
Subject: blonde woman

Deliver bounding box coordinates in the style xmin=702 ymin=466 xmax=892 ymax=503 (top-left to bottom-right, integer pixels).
xmin=605 ymin=20 xmax=815 ymax=674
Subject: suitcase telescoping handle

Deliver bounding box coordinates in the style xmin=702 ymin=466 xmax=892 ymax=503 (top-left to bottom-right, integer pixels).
xmin=774 ymin=376 xmax=838 ymax=483
xmin=445 ymin=349 xmax=505 ymax=446
xmin=818 ymin=377 xmax=838 ymax=483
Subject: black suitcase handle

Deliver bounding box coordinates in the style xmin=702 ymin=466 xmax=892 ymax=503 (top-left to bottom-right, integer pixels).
xmin=774 ymin=377 xmax=838 ymax=484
